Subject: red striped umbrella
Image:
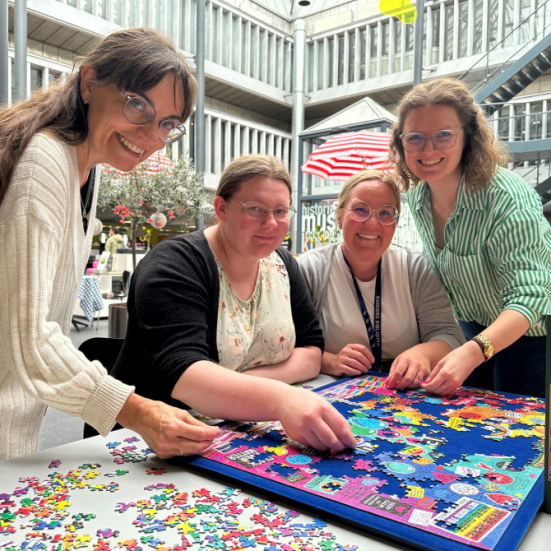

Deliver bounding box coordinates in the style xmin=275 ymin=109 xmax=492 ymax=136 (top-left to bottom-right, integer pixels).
xmin=102 ymin=151 xmax=174 ymax=176
xmin=302 ymin=130 xmax=393 ymax=181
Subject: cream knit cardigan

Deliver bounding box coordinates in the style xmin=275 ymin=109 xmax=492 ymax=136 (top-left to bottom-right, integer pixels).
xmin=0 ymin=132 xmax=134 ymax=461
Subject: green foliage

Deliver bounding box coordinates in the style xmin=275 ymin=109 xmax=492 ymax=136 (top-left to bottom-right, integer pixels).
xmin=98 ymin=153 xmax=210 ymax=232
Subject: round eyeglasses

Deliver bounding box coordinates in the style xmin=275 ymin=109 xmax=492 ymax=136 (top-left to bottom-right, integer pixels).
xmin=346 ymin=201 xmax=399 ymax=225
xmin=122 ymin=92 xmax=186 ymax=143
xmin=399 ymin=128 xmax=463 ymax=153
xmin=230 ymin=198 xmax=296 ymax=221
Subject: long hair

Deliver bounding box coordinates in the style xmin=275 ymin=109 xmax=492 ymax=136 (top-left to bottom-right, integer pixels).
xmin=389 ymin=78 xmax=509 ymax=192
xmin=0 ymin=27 xmax=196 ymax=206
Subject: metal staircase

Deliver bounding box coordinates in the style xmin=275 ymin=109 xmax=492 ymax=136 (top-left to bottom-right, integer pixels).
xmin=459 ymin=0 xmax=551 ymax=115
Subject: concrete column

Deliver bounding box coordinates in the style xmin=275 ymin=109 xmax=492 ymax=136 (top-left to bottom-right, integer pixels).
xmin=262 ymin=30 xmax=268 ymax=83
xmin=413 ymin=0 xmax=425 ymax=85
xmin=354 ymin=28 xmax=361 ymax=81
xmin=242 ymin=125 xmax=250 ymax=155
xmin=0 ymin=0 xmax=8 ymax=105
xmin=226 ymin=10 xmax=232 ymax=69
xmin=290 ymin=19 xmax=306 ymax=253
xmin=277 ymin=36 xmax=284 ymax=88
xmin=43 ymin=66 xmax=49 ymax=89
xmin=332 ymin=33 xmax=338 ymax=86
xmin=323 ymin=37 xmax=329 ymax=88
xmin=285 ymin=39 xmax=292 ymax=92
xmin=270 ymin=32 xmax=276 ymax=86
xmin=253 ymin=25 xmax=260 ymax=80
xmin=205 ymin=114 xmax=212 ymax=173
xmin=244 ymin=21 xmax=251 ymax=77
xmin=275 ymin=135 xmax=282 ymax=160
xmin=14 ymin=0 xmax=27 ymax=104
xmin=216 ymin=8 xmax=223 ymax=65
xmin=313 ymin=39 xmax=319 ymax=91
xmin=236 ymin=16 xmax=242 ymax=73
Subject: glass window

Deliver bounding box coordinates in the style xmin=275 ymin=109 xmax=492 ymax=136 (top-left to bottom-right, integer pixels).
xmin=275 ymin=37 xmax=280 ymax=86
xmin=30 ymin=67 xmax=42 ymax=93
xmin=189 ymin=114 xmax=195 ymax=162
xmin=360 ymin=29 xmax=366 ymax=79
xmin=210 ymin=119 xmax=216 ymax=173
xmin=241 ymin=21 xmax=247 ymax=74
xmin=444 ymin=3 xmax=454 ymax=61
xmin=154 ymin=0 xmax=162 ymax=28
xmin=458 ymin=1 xmax=468 ymax=58
xmin=381 ymin=22 xmax=389 ymax=76
xmin=222 ymin=11 xmax=229 ymax=68
xmin=404 ymin=23 xmax=414 ymax=69
xmin=338 ymin=34 xmax=345 ymax=85
xmin=212 ymin=8 xmax=219 ymax=63
xmin=328 ymin=37 xmax=335 ymax=87
xmin=308 ymin=42 xmax=314 ymax=92
xmin=530 ymin=102 xmax=544 ymax=140
xmin=112 ymin=0 xmax=122 ymax=24
xmin=431 ymin=7 xmax=440 ymax=64
xmin=230 ymin=124 xmax=235 ymax=161
xmin=232 ymin=16 xmax=239 ymax=71
xmin=317 ymin=40 xmax=325 ymax=89
xmin=370 ymin=26 xmax=378 ymax=77
xmin=348 ymin=32 xmax=355 ymax=83
xmin=82 ymin=0 xmax=93 ymax=13
xmin=473 ymin=0 xmax=483 ymax=54
xmin=394 ymin=22 xmax=402 ymax=73
xmin=259 ymin=29 xmax=265 ymax=82
xmin=503 ymin=0 xmax=515 ymax=48
xmin=221 ymin=122 xmax=226 ymax=168
xmin=514 ymin=104 xmax=525 ymax=140
xmin=48 ymin=71 xmax=61 ymax=87
xmin=268 ymin=33 xmax=274 ymax=83
xmin=67 ymin=0 xmax=76 ymax=7
xmin=520 ymin=0 xmax=532 ymax=44
xmin=189 ymin=0 xmax=196 ymax=55
xmin=98 ymin=0 xmax=107 ymax=19
xmin=498 ymin=106 xmax=510 ymax=140
xmin=488 ymin=0 xmax=499 ymax=50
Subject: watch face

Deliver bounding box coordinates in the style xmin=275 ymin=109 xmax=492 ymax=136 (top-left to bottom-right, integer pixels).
xmin=486 ymin=343 xmax=496 ymax=358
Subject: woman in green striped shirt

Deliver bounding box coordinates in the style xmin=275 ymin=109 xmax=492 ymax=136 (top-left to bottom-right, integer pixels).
xmin=389 ymin=78 xmax=551 ymax=398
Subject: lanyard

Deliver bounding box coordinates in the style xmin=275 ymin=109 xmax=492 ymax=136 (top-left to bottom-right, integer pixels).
xmin=341 ymin=249 xmax=382 ymax=369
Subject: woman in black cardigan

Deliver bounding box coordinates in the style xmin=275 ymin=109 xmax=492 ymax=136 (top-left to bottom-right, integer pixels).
xmin=111 ymin=155 xmax=355 ymax=452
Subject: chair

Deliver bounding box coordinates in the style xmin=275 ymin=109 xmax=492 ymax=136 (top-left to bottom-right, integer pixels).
xmin=78 ymin=337 xmax=124 ymax=439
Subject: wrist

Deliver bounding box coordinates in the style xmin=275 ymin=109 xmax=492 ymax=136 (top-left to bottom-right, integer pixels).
xmin=465 ymin=340 xmax=485 ymax=363
xmin=116 ymin=391 xmax=148 ymax=431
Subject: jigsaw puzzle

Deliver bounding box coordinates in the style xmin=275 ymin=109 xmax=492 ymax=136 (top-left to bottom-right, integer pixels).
xmin=183 ymin=374 xmax=545 ymax=551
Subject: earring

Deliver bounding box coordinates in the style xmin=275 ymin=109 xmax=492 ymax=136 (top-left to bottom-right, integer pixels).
xmin=83 ymin=98 xmax=88 ymax=105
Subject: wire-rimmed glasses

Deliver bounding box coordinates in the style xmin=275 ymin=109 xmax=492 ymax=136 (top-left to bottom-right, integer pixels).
xmin=346 ymin=201 xmax=399 ymax=225
xmin=230 ymin=198 xmax=296 ymax=221
xmin=122 ymin=92 xmax=186 ymax=143
xmin=399 ymin=128 xmax=463 ymax=153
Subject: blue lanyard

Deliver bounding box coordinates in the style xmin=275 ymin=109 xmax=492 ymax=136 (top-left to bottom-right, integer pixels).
xmin=341 ymin=249 xmax=382 ymax=368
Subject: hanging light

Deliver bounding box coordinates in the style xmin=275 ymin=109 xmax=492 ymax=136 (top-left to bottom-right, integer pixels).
xmin=149 ymin=212 xmax=167 ymax=229
xmin=298 ymin=0 xmax=311 ymax=5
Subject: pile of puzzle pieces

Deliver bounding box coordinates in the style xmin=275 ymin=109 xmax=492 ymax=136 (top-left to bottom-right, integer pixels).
xmin=0 ymin=436 xmax=358 ymax=551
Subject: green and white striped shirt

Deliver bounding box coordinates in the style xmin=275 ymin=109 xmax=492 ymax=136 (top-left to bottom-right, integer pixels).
xmin=407 ymin=167 xmax=551 ymax=337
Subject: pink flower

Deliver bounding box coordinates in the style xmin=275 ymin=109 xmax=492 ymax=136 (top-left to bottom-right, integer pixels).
xmin=147 ymin=219 xmax=153 ymax=223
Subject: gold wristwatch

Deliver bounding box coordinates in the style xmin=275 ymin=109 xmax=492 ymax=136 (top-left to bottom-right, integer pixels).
xmin=471 ymin=334 xmax=496 ymax=362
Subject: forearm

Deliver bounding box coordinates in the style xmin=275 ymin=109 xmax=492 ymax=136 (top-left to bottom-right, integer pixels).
xmin=481 ymin=310 xmax=530 ymax=352
xmin=171 ymin=361 xmax=292 ymax=421
xmin=411 ymin=340 xmax=452 ymax=369
xmin=244 ymin=346 xmax=321 ymax=384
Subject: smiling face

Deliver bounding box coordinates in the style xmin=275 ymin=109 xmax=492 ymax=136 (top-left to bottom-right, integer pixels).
xmin=81 ymin=68 xmax=185 ymax=172
xmin=402 ymin=104 xmax=465 ymax=188
xmin=339 ymin=180 xmax=398 ymax=267
xmin=215 ymin=175 xmax=291 ymax=260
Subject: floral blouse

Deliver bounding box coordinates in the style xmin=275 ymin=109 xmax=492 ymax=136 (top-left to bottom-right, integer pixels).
xmin=214 ymin=251 xmax=296 ymax=372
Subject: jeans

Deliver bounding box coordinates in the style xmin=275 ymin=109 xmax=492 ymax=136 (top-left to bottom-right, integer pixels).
xmin=458 ymin=320 xmax=546 ymax=398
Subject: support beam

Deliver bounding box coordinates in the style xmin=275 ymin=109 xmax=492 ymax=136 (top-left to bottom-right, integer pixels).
xmin=14 ymin=0 xmax=27 ymax=104
xmin=0 ymin=0 xmax=8 ymax=105
xmin=413 ymin=0 xmax=425 ymax=86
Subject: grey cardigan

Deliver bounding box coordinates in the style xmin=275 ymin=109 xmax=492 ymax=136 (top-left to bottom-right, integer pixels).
xmin=298 ymin=243 xmax=465 ymax=352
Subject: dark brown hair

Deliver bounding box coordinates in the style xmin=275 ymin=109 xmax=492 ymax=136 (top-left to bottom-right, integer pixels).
xmin=389 ymin=78 xmax=509 ymax=192
xmin=216 ymin=155 xmax=292 ymax=200
xmin=0 ymin=27 xmax=196 ymax=206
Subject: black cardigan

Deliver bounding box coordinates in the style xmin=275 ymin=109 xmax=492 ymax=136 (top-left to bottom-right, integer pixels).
xmin=110 ymin=230 xmax=324 ymax=409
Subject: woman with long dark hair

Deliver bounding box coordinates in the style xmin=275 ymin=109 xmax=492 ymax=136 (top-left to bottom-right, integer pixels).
xmin=0 ymin=28 xmax=219 ymax=461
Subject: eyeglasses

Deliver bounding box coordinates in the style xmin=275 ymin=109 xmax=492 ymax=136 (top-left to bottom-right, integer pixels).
xmin=346 ymin=201 xmax=399 ymax=225
xmin=122 ymin=92 xmax=186 ymax=143
xmin=399 ymin=128 xmax=463 ymax=153
xmin=230 ymin=198 xmax=296 ymax=221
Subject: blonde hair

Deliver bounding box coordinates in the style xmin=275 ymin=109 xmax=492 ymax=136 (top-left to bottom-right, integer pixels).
xmin=389 ymin=78 xmax=509 ymax=192
xmin=336 ymin=170 xmax=401 ymax=222
xmin=216 ymin=155 xmax=292 ymax=199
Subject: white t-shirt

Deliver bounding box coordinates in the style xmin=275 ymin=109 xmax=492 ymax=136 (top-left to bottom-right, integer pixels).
xmin=321 ymin=244 xmax=420 ymax=360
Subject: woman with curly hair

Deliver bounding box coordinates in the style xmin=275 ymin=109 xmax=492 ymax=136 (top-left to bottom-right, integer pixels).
xmin=389 ymin=77 xmax=551 ymax=398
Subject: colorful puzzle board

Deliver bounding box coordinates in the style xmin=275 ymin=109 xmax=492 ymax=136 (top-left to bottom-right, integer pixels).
xmin=182 ymin=374 xmax=545 ymax=551
xmin=0 ymin=435 xmax=360 ymax=551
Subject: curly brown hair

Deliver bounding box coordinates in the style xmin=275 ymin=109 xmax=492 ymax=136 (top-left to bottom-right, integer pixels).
xmin=0 ymin=27 xmax=195 ymax=207
xmin=389 ymin=78 xmax=509 ymax=192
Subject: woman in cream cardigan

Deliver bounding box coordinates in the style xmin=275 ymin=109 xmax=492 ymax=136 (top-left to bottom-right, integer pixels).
xmin=0 ymin=28 xmax=219 ymax=461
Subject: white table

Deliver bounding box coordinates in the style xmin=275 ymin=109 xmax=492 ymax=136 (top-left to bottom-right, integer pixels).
xmin=1 ymin=375 xmax=550 ymax=550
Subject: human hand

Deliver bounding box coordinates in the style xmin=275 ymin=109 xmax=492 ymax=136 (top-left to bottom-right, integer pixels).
xmin=421 ymin=341 xmax=484 ymax=395
xmin=323 ymin=344 xmax=374 ymax=377
xmin=277 ymin=387 xmax=356 ymax=452
xmin=117 ymin=393 xmax=221 ymax=459
xmin=385 ymin=349 xmax=431 ymax=390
